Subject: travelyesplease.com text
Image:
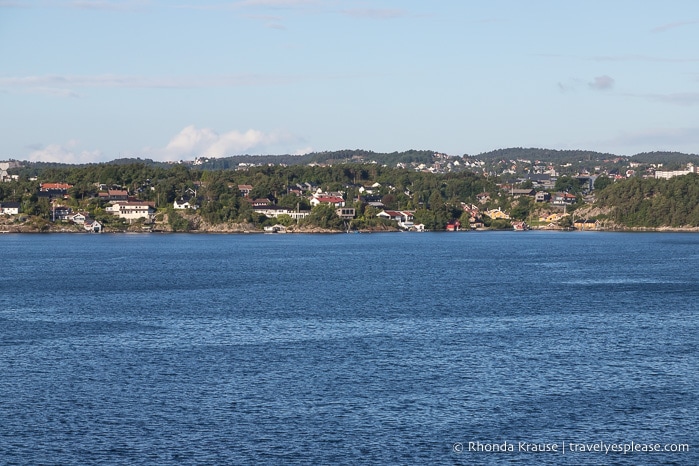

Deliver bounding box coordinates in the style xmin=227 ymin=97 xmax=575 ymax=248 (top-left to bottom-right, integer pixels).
xmin=453 ymin=440 xmax=690 ymax=455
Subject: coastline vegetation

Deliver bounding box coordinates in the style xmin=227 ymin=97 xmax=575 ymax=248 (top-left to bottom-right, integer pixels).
xmin=1 ymin=156 xmax=699 ymax=233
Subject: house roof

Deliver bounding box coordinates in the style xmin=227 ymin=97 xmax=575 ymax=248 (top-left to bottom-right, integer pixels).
xmin=511 ymin=189 xmax=535 ymax=195
xmin=315 ymin=196 xmax=344 ymax=203
xmin=41 ymin=182 xmax=72 ymax=191
xmin=112 ymin=201 xmax=155 ymax=207
xmin=253 ymin=206 xmax=288 ymax=211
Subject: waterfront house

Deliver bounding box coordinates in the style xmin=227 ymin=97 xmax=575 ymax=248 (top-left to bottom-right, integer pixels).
xmin=0 ymin=202 xmax=20 ymax=215
xmin=70 ymin=212 xmax=87 ymax=224
xmin=106 ymin=201 xmax=156 ymax=222
xmin=574 ymin=219 xmax=601 ymax=230
xmin=84 ymin=218 xmax=103 ymax=233
xmin=335 ymin=207 xmax=356 ymax=220
xmin=446 ymin=220 xmax=462 ymax=231
xmin=52 ymin=206 xmax=73 ymax=221
xmin=376 ymin=210 xmax=414 ymax=223
xmin=253 ymin=206 xmax=293 ymax=218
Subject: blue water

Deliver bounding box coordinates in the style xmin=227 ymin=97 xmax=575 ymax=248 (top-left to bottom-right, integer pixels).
xmin=0 ymin=231 xmax=697 ymax=465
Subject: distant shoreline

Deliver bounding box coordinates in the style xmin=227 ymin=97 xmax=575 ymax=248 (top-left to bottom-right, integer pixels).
xmin=3 ymin=226 xmax=699 ymax=234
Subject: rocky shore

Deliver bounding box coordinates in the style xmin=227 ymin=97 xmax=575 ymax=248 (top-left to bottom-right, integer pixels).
xmin=2 ymin=216 xmax=698 ymax=234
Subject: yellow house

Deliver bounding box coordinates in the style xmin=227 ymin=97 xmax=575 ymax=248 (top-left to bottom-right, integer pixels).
xmin=574 ymin=219 xmax=601 ymax=230
xmin=484 ymin=208 xmax=510 ymax=219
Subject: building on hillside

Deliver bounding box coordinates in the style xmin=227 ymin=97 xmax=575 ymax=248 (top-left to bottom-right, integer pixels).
xmin=310 ymin=196 xmax=345 ymax=208
xmin=69 ymin=212 xmax=88 ymax=224
xmin=40 ymin=182 xmax=72 ymax=192
xmin=552 ymin=192 xmax=577 ymax=205
xmin=238 ymin=185 xmax=253 ymax=197
xmin=253 ymin=206 xmax=293 ymax=218
xmin=106 ymin=201 xmax=156 ymax=222
xmin=336 ymin=208 xmax=356 ymax=220
xmin=655 ymin=165 xmax=696 ymax=179
xmin=98 ymin=189 xmax=129 ymax=201
xmin=510 ymin=188 xmax=535 ymax=198
xmin=51 ymin=206 xmax=73 ymax=221
xmin=483 ymin=208 xmax=510 ymax=219
xmin=173 ymin=198 xmax=198 ymax=210
xmin=0 ymin=202 xmax=20 ymax=215
xmin=535 ymin=191 xmax=550 ymax=202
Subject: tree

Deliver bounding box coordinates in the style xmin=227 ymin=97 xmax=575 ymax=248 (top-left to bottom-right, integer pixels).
xmin=555 ymin=176 xmax=583 ymax=194
xmin=364 ymin=205 xmax=378 ymax=219
xmin=428 ymin=191 xmax=444 ymax=210
xmin=510 ymin=197 xmax=533 ymax=221
xmin=304 ymin=204 xmax=343 ymax=229
xmin=168 ymin=209 xmax=192 ymax=232
xmin=559 ymin=215 xmax=573 ymax=229
xmin=594 ymin=175 xmax=613 ymax=191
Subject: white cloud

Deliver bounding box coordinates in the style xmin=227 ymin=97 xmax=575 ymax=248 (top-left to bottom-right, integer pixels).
xmin=619 ymin=91 xmax=699 ymax=106
xmin=588 ymin=75 xmax=615 ymax=91
xmin=0 ymin=74 xmax=303 ymax=96
xmin=646 ymin=92 xmax=699 ymax=106
xmin=234 ymin=0 xmax=319 ymax=8
xmin=341 ymin=8 xmax=409 ymax=20
xmin=68 ymin=0 xmax=149 ymax=10
xmin=151 ymin=125 xmax=300 ymax=160
xmin=293 ymin=146 xmax=314 ymax=155
xmin=27 ymin=140 xmax=103 ymax=164
xmin=651 ymin=19 xmax=699 ymax=33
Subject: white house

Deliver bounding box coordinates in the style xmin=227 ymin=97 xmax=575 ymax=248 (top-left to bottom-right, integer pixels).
xmin=106 ymin=201 xmax=156 ymax=222
xmin=84 ymin=218 xmax=103 ymax=233
xmin=377 ymin=210 xmax=414 ymax=222
xmin=70 ymin=212 xmax=88 ymax=224
xmin=173 ymin=198 xmax=198 ymax=210
xmin=310 ymin=196 xmax=345 ymax=208
xmin=0 ymin=202 xmax=20 ymax=215
xmin=253 ymin=206 xmax=293 ymax=218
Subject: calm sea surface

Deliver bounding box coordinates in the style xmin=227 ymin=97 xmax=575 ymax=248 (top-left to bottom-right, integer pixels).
xmin=0 ymin=231 xmax=697 ymax=465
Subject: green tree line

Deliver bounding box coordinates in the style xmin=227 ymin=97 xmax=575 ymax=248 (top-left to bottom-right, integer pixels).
xmin=595 ymin=173 xmax=699 ymax=227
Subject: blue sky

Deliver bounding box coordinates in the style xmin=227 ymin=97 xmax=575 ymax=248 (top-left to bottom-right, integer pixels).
xmin=1 ymin=0 xmax=698 ymax=163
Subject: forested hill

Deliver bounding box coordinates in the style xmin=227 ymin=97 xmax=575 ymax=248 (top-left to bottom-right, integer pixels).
xmin=6 ymin=148 xmax=699 ymax=173
xmin=595 ymin=173 xmax=699 ymax=227
xmin=629 ymin=152 xmax=699 ymax=169
xmin=471 ymin=148 xmax=619 ymax=162
xmin=194 ymin=149 xmax=434 ymax=169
